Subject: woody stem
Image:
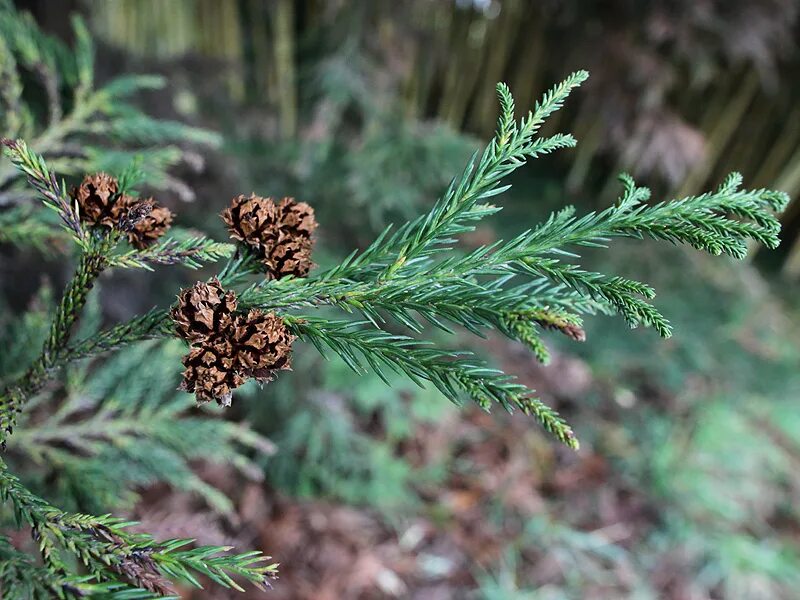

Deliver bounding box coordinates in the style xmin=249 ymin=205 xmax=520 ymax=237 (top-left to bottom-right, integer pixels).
xmin=0 ymin=234 xmax=115 ymax=445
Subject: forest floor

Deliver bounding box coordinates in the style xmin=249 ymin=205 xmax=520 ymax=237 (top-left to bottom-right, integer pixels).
xmin=132 ymin=339 xmax=694 ymax=599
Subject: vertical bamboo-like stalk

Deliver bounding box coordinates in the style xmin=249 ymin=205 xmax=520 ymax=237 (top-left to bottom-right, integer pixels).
xmin=221 ymin=0 xmax=245 ymax=100
xmin=449 ymin=18 xmax=490 ymax=128
xmin=402 ymin=42 xmax=422 ymax=119
xmin=128 ymin=0 xmax=139 ymax=52
xmin=273 ymin=0 xmax=297 ymax=138
xmin=781 ymin=242 xmax=800 ymax=277
xmin=437 ymin=7 xmax=472 ymax=127
xmin=774 ymin=146 xmax=800 ymax=197
xmin=407 ymin=0 xmax=449 ymax=120
xmin=565 ymin=109 xmax=604 ymax=193
xmin=714 ymin=90 xmax=775 ymax=185
xmin=773 ymin=119 xmax=800 ymax=273
xmin=248 ymin=0 xmax=273 ymax=106
xmin=675 ymin=69 xmax=760 ymax=197
xmin=305 ymin=0 xmax=322 ymax=31
xmin=173 ymin=0 xmax=191 ymax=56
xmin=470 ymin=0 xmax=523 ymax=135
xmin=509 ymin=5 xmax=545 ymax=119
xmin=401 ymin=0 xmax=425 ymax=120
xmin=753 ymin=105 xmax=800 ymax=188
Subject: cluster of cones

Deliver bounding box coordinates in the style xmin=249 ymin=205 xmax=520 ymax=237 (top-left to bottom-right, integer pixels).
xmin=221 ymin=193 xmax=318 ymax=280
xmin=171 ymin=279 xmax=295 ymax=406
xmin=71 ymin=173 xmax=172 ymax=248
xmin=172 ymin=193 xmax=318 ymax=405
xmin=73 ymin=176 xmax=318 ymax=282
xmin=74 ymin=170 xmax=318 ymax=405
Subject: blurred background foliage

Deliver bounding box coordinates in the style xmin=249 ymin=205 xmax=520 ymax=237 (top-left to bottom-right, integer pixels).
xmin=3 ymin=0 xmax=800 ymax=598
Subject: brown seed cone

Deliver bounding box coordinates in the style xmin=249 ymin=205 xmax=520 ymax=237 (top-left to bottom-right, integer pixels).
xmin=171 ymin=278 xmax=237 ymax=342
xmin=278 ymin=197 xmax=317 ymax=238
xmin=118 ymin=197 xmax=154 ymax=232
xmin=179 ymin=310 xmax=294 ymax=406
xmin=221 ymin=193 xmax=279 ymax=249
xmin=268 ymin=236 xmax=314 ymax=279
xmin=232 ymin=309 xmax=295 ymax=382
xmin=221 ymin=194 xmax=317 ymax=279
xmin=126 ymin=200 xmax=174 ymax=249
xmin=72 ymin=173 xmax=125 ymax=228
xmin=180 ymin=340 xmax=244 ymax=406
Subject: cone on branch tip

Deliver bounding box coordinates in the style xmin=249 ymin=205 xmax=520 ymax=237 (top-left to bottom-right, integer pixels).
xmin=171 ymin=278 xmax=238 ymax=342
xmin=221 ymin=194 xmax=317 ymax=279
xmin=232 ymin=309 xmax=295 ymax=382
xmin=72 ymin=173 xmax=173 ymax=246
xmin=72 ymin=173 xmax=125 ymax=228
xmin=172 ymin=280 xmax=295 ymax=405
xmin=179 ymin=338 xmax=244 ymax=406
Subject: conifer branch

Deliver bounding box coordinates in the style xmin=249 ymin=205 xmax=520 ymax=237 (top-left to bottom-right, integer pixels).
xmin=108 ymin=234 xmax=235 ymax=270
xmin=1 ymin=138 xmax=85 ymax=245
xmin=0 ymin=538 xmax=77 ymax=599
xmin=0 ymin=33 xmax=24 ymax=140
xmin=0 ymin=234 xmax=115 ymax=442
xmin=0 ymin=206 xmax=64 ymax=252
xmin=0 ymin=458 xmax=278 ymax=596
xmin=63 ymin=309 xmax=172 ymax=362
xmin=322 ymin=72 xmax=589 ymax=281
xmin=13 ymin=340 xmax=273 ymax=514
xmin=0 ymin=3 xmax=220 ymax=199
xmin=288 ymin=316 xmax=578 ymax=448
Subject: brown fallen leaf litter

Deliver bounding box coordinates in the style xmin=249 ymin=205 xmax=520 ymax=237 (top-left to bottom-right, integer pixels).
xmin=131 ymin=338 xmax=701 ymax=599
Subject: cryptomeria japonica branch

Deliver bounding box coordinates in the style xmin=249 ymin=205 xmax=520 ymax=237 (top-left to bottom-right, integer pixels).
xmin=0 ymin=71 xmax=789 ymax=596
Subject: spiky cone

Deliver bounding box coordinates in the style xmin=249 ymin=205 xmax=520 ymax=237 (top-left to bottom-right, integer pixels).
xmin=277 ymin=196 xmax=317 ymax=238
xmin=171 ymin=278 xmax=237 ymax=343
xmin=180 ymin=339 xmax=245 ymax=406
xmin=232 ymin=309 xmax=295 ymax=382
xmin=221 ymin=194 xmax=317 ymax=279
xmin=72 ymin=173 xmax=126 ymax=228
xmin=124 ymin=200 xmax=173 ymax=249
xmin=267 ymin=236 xmax=314 ymax=279
xmin=221 ymin=193 xmax=279 ymax=251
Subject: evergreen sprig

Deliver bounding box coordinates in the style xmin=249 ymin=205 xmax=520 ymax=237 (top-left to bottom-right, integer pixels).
xmin=63 ymin=310 xmax=172 ymax=362
xmin=0 ymin=1 xmax=220 ymax=247
xmin=11 ymin=340 xmax=273 ymax=514
xmin=109 ymin=231 xmax=236 ymax=270
xmin=0 ymin=206 xmax=62 ymax=252
xmin=322 ymin=74 xmax=588 ymax=282
xmin=289 ymin=316 xmax=578 ymax=447
xmin=0 ymin=66 xmax=789 ymax=596
xmin=0 ymin=458 xmax=278 ymax=597
xmin=0 ymin=1 xmax=220 ymax=182
xmin=0 ymin=232 xmax=116 ymax=438
xmin=1 ymin=138 xmax=85 ymax=246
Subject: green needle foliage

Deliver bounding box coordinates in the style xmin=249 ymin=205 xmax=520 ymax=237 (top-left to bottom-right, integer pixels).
xmin=0 ymin=458 xmax=276 ymax=598
xmin=8 ymin=339 xmax=272 ymax=515
xmin=0 ymin=65 xmax=788 ymax=596
xmin=0 ymin=0 xmax=219 ymax=251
